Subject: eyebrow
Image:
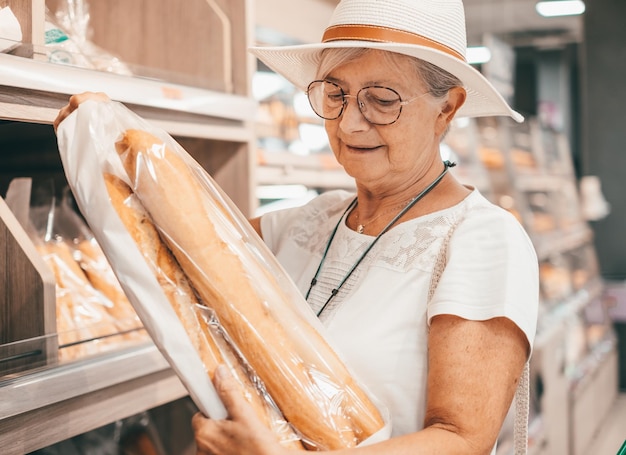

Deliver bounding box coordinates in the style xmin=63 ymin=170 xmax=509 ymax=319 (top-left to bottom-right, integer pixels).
xmin=323 ymin=76 xmax=346 ymax=86
xmin=324 ymin=76 xmax=404 ymax=92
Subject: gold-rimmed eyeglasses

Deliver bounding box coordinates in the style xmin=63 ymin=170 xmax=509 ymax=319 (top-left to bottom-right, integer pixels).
xmin=306 ymin=79 xmax=428 ymax=125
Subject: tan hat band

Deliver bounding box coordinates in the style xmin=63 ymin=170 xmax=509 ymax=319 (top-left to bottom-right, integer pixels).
xmin=322 ymin=24 xmax=466 ymax=62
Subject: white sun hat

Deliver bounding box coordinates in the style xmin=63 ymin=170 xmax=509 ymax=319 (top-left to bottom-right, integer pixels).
xmin=249 ymin=0 xmax=523 ymax=122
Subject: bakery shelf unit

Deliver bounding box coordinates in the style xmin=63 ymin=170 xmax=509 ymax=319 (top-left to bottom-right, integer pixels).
xmin=474 ymin=116 xmax=619 ymax=455
xmin=0 ymin=0 xmax=256 ymax=453
xmin=441 ymin=117 xmax=494 ymax=196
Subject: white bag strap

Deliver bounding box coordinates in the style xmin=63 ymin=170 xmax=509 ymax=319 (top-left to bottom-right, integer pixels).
xmin=513 ymin=361 xmax=530 ymax=455
xmin=430 ymin=218 xmax=529 ymax=455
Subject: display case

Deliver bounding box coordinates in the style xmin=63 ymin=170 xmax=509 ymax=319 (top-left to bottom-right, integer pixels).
xmin=474 ymin=116 xmax=530 ymax=224
xmin=441 ymin=117 xmax=493 ymax=196
xmin=471 ymin=116 xmax=618 ymax=455
xmin=0 ymin=0 xmax=256 ymax=453
xmin=0 ymin=195 xmax=56 ymax=377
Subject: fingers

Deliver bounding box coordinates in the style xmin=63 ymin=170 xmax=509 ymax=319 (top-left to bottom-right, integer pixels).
xmin=191 ymin=365 xmax=287 ymax=455
xmin=192 ymin=409 xmax=284 ymax=455
xmin=53 ymin=91 xmax=111 ymax=133
xmin=69 ymin=91 xmax=110 ymax=109
xmin=213 ymin=364 xmax=251 ymax=422
xmin=192 ymin=411 xmax=218 ymax=455
xmin=191 ymin=409 xmax=244 ymax=455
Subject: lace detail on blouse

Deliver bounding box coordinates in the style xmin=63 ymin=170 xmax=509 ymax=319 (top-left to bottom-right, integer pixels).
xmin=288 ymin=192 xmax=468 ymax=320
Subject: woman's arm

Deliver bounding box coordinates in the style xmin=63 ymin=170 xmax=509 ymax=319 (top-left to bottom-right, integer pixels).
xmin=192 ymin=314 xmax=528 ymax=455
xmin=419 ymin=314 xmax=528 ymax=453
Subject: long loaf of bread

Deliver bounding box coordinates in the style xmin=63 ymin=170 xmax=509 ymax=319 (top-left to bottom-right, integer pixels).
xmin=75 ymin=237 xmax=143 ymax=335
xmin=36 ymin=242 xmax=84 ymax=361
xmin=114 ymin=129 xmax=384 ymax=449
xmin=37 ymin=239 xmax=121 ymax=360
xmin=103 ymin=173 xmax=303 ymax=450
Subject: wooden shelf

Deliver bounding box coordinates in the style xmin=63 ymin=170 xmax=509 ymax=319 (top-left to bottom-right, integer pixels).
xmin=256 ymin=150 xmax=355 ymax=190
xmin=0 ymin=343 xmax=187 ymax=454
xmin=0 ymin=0 xmax=256 ymax=451
xmin=535 ymin=276 xmax=604 ymax=349
xmin=0 ymin=53 xmax=256 ymax=123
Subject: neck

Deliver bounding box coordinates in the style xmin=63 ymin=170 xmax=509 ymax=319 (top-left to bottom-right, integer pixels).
xmin=349 ymin=161 xmax=455 ymax=235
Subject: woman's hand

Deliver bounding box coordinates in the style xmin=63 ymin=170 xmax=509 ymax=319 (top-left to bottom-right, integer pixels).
xmin=53 ymin=91 xmax=110 ymax=133
xmin=192 ymin=365 xmax=288 ymax=455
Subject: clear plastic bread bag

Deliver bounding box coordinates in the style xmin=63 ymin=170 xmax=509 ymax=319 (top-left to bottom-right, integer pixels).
xmin=56 ymin=99 xmax=390 ymax=450
xmin=5 ymin=177 xmax=132 ymax=361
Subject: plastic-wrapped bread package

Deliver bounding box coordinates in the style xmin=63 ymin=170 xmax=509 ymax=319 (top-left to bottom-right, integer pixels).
xmin=4 ymin=176 xmax=143 ymax=359
xmin=36 ymin=238 xmax=123 ymax=361
xmin=103 ymin=172 xmax=302 ymax=450
xmin=74 ymin=236 xmax=144 ymax=334
xmin=56 ymin=100 xmax=390 ymax=450
xmin=52 ymin=195 xmax=145 ymax=337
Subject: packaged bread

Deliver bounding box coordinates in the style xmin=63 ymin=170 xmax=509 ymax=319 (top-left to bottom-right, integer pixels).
xmin=36 ymin=238 xmax=121 ymax=361
xmin=74 ymin=236 xmax=144 ymax=335
xmin=56 ymin=100 xmax=389 ymax=450
xmin=104 ymin=172 xmax=302 ymax=449
xmin=6 ymin=176 xmax=144 ymax=361
xmin=35 ymin=241 xmax=84 ymax=361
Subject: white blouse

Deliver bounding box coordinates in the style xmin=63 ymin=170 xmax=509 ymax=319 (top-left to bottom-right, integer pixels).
xmin=261 ymin=189 xmax=538 ymax=438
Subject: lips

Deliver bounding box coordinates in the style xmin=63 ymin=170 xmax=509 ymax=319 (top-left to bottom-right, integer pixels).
xmin=345 ymin=144 xmax=382 ymax=152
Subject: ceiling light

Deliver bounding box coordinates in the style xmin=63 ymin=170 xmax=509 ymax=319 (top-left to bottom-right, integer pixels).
xmin=536 ymin=0 xmax=585 ymax=17
xmin=466 ymin=46 xmax=491 ymax=65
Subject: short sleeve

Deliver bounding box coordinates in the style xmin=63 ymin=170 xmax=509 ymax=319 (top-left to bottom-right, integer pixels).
xmin=427 ymin=207 xmax=539 ymax=351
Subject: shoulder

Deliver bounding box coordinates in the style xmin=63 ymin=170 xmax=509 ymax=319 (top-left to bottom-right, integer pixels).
xmin=447 ymin=190 xmax=538 ymax=272
xmin=260 ymin=189 xmax=355 ymax=248
xmin=263 ymin=189 xmax=354 ymax=224
xmin=431 ymin=190 xmax=539 ymax=349
xmin=301 ymin=189 xmax=355 ymax=217
xmin=459 ymin=191 xmax=533 ymax=244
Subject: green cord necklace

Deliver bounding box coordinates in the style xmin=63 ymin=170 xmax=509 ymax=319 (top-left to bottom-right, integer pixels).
xmin=306 ymin=160 xmax=455 ymax=317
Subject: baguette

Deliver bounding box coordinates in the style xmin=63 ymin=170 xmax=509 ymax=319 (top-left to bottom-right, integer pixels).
xmin=103 ymin=173 xmax=303 ymax=450
xmin=114 ymin=129 xmax=384 ymax=449
xmin=75 ymin=237 xmax=143 ymax=334
xmin=36 ymin=242 xmax=83 ymax=361
xmin=37 ymin=239 xmax=120 ymax=360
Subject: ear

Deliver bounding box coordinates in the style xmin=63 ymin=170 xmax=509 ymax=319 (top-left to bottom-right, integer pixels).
xmin=435 ymin=87 xmax=467 ymax=135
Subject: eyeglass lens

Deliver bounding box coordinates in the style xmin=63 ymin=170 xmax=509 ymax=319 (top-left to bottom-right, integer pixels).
xmin=307 ymin=80 xmax=404 ymax=125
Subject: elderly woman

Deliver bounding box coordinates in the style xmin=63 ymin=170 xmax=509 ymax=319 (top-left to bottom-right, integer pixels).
xmin=54 ymin=1 xmax=538 ymax=454
xmin=192 ymin=0 xmax=538 ymax=454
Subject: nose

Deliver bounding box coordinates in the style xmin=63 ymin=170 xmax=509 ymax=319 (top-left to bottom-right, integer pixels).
xmin=339 ymin=94 xmax=370 ymax=130
xmin=343 ymin=94 xmax=366 ymax=111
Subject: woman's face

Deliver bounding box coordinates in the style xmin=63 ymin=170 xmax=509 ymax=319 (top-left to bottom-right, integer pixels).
xmin=323 ymin=50 xmax=449 ymax=192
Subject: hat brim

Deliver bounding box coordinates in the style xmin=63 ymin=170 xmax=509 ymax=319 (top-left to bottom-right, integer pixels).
xmin=250 ymin=41 xmax=523 ymax=123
